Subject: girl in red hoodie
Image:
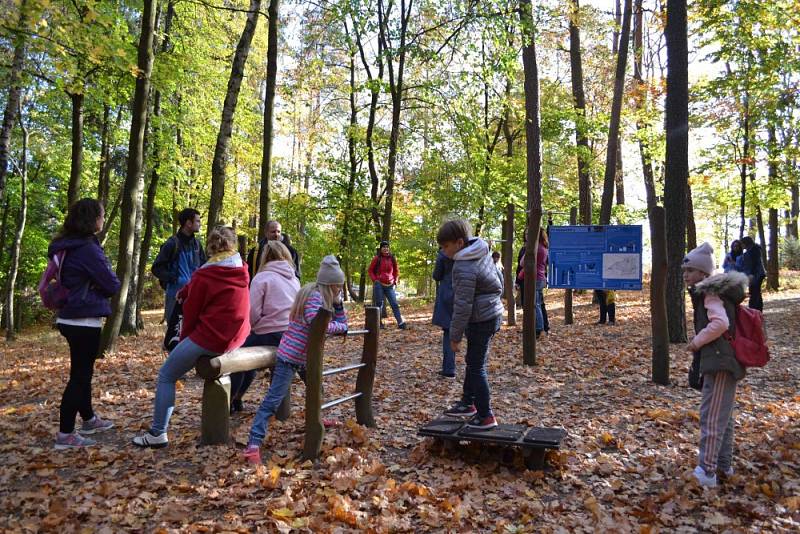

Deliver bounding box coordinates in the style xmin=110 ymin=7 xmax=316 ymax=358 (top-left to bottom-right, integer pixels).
xmin=133 ymin=226 xmax=250 ymax=448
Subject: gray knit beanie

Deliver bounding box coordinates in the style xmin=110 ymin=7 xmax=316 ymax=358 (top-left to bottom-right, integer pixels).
xmin=682 ymin=242 xmax=715 ymax=275
xmin=317 ymin=255 xmax=345 ymax=285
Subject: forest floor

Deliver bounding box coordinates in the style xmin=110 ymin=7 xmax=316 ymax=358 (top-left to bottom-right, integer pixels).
xmin=0 ymin=286 xmax=798 ymax=532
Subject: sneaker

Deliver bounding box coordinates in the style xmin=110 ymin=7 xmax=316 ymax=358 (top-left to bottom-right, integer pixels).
xmin=243 ymin=444 xmax=262 ymax=465
xmin=692 ymin=466 xmax=718 ymax=488
xmin=132 ymin=431 xmax=168 ymax=449
xmin=398 ymin=322 xmax=408 ymax=330
xmin=718 ymin=466 xmax=734 ymax=478
xmin=437 ymin=371 xmax=456 ymax=379
xmin=78 ymin=415 xmax=114 ymax=435
xmin=465 ymin=413 xmax=498 ymax=430
xmin=322 ymin=417 xmax=340 ymax=428
xmin=444 ymin=401 xmax=477 ymax=418
xmin=54 ymin=431 xmax=96 ymax=450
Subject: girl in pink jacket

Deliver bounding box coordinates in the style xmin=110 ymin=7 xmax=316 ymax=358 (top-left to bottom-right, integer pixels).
xmin=230 ymin=240 xmax=301 ymax=412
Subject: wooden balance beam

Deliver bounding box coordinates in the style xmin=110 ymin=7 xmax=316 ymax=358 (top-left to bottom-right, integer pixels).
xmin=194 ymin=306 xmax=380 ymax=460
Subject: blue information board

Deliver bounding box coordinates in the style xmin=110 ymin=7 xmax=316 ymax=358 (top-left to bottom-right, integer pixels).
xmin=547 ymin=225 xmax=642 ymax=290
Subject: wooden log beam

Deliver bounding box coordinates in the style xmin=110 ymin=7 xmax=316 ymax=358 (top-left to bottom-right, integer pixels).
xmin=355 ymin=306 xmax=380 ymax=427
xmin=195 ymin=346 xmax=278 ymax=379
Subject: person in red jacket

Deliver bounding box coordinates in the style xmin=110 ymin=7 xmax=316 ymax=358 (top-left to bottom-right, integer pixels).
xmin=133 ymin=226 xmax=250 ymax=448
xmin=368 ymin=240 xmax=407 ymax=329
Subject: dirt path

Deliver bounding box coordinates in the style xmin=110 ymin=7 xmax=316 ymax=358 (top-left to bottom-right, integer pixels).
xmin=0 ymin=289 xmax=798 ymax=532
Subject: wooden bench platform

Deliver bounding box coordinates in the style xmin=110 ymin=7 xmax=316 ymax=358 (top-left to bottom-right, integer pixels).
xmin=418 ymin=416 xmax=567 ymax=469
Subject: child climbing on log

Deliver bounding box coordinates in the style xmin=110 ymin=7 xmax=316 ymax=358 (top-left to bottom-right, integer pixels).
xmin=243 ymin=255 xmax=348 ymax=464
xmin=229 ymin=240 xmax=300 ymax=413
xmin=438 ymin=219 xmax=504 ymax=430
xmin=682 ymin=242 xmax=748 ymax=488
xmin=133 ymin=226 xmax=250 ymax=449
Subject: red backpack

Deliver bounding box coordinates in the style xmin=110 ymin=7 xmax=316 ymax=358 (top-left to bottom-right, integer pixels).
xmin=38 ymin=250 xmax=71 ymax=310
xmin=723 ymin=305 xmax=770 ymax=368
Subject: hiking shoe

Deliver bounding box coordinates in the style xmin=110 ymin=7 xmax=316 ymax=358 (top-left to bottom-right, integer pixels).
xmin=398 ymin=322 xmax=408 ymax=330
xmin=243 ymin=444 xmax=262 ymax=465
xmin=78 ymin=415 xmax=114 ymax=435
xmin=444 ymin=402 xmax=477 ymax=418
xmin=55 ymin=432 xmax=96 ymax=450
xmin=692 ymin=466 xmax=718 ymax=488
xmin=465 ymin=413 xmax=498 ymax=430
xmin=437 ymin=371 xmax=456 ymax=379
xmin=132 ymin=431 xmax=168 ymax=449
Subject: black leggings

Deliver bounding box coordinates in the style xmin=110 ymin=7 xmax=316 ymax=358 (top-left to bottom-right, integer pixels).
xmin=58 ymin=324 xmax=101 ymax=433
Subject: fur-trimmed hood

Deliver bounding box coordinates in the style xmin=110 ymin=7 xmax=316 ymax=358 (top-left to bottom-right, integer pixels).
xmin=693 ymin=271 xmax=748 ymax=304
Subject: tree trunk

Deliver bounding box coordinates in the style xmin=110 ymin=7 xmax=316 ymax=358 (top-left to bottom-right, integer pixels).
xmin=599 ymin=0 xmax=632 ymax=225
xmin=207 ymin=0 xmax=262 ymax=234
xmin=650 ymin=206 xmax=670 ymax=384
xmin=664 ymin=0 xmax=688 ymax=343
xmin=98 ymin=189 xmax=122 ymax=247
xmin=633 ymin=0 xmax=657 ymax=213
xmin=258 ymin=0 xmax=280 ymax=240
xmin=766 ymin=127 xmax=779 ymax=289
xmin=379 ymin=0 xmax=412 ymax=242
xmin=135 ymin=1 xmax=175 ymax=328
xmin=790 ymin=180 xmax=799 ymax=238
xmin=101 ymin=0 xmax=157 ymax=354
xmin=67 ymin=92 xmax=84 ymax=208
xmin=121 ymin=169 xmax=145 ymax=335
xmin=0 ymin=0 xmax=28 ymax=207
xmin=686 ymin=183 xmax=697 ymax=251
xmin=97 ymin=104 xmax=111 ymax=209
xmin=569 ymin=0 xmax=592 ymax=226
xmin=738 ymin=91 xmax=750 ymax=238
xmin=520 ymin=0 xmax=543 ymax=366
xmin=5 ymin=102 xmax=28 ymax=341
xmin=340 ymin=26 xmax=358 ymax=298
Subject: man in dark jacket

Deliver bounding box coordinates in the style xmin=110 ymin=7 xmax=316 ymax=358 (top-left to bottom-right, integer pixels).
xmin=247 ymin=220 xmax=301 ymax=281
xmin=152 ymin=208 xmax=206 ymax=321
xmin=740 ymin=236 xmax=766 ymax=310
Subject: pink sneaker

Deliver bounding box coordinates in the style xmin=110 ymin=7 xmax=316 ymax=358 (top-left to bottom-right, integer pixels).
xmin=243 ymin=444 xmax=262 ymax=465
xmin=54 ymin=432 xmax=96 ymax=450
xmin=79 ymin=415 xmax=114 ymax=435
xmin=322 ymin=418 xmax=340 ymax=428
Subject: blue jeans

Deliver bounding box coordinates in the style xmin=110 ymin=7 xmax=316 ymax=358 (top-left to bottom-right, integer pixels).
xmin=152 ymin=337 xmax=220 ymax=435
xmin=441 ymin=328 xmax=456 ymax=375
xmin=248 ymin=358 xmax=305 ymax=446
xmin=461 ymin=315 xmax=502 ymax=418
xmin=230 ymin=331 xmax=284 ymax=401
xmin=535 ymin=279 xmax=546 ymax=333
xmin=373 ymin=283 xmax=404 ymax=325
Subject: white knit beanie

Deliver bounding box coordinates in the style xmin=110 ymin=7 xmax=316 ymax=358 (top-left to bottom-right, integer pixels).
xmin=682 ymin=242 xmax=715 ymax=275
xmin=317 ymin=255 xmax=345 ymax=285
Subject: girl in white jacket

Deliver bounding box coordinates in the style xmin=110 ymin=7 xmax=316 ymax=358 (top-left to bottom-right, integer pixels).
xmin=230 ymin=240 xmax=301 ymax=412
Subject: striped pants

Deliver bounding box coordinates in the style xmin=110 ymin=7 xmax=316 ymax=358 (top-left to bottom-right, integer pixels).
xmin=698 ymin=371 xmax=737 ymax=474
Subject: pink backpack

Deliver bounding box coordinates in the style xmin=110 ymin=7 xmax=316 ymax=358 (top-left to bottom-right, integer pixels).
xmin=38 ymin=250 xmax=71 ymax=310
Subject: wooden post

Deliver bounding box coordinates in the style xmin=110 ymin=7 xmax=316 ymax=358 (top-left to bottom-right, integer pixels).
xmin=355 ymin=306 xmax=380 ymax=426
xmin=503 ymin=203 xmax=516 ymax=325
xmin=200 ymin=375 xmax=231 ymax=445
xmin=564 ymin=207 xmax=577 ymax=325
xmin=302 ymin=308 xmax=333 ymax=460
xmin=651 ymin=206 xmax=670 ymax=384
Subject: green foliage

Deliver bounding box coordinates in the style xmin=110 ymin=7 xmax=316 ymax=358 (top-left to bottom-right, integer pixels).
xmin=781 ymin=237 xmax=800 ymax=270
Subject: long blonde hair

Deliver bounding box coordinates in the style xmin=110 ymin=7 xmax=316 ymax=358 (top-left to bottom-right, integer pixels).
xmin=258 ymin=240 xmax=294 ymax=272
xmin=290 ymin=282 xmax=341 ymax=323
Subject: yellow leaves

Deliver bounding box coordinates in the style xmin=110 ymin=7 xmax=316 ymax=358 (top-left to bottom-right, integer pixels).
xmin=782 ymin=496 xmax=800 ymax=511
xmin=599 ymin=431 xmax=615 ymax=445
xmin=257 ymin=463 xmax=281 ymax=489
xmin=270 ymin=507 xmax=294 ymax=519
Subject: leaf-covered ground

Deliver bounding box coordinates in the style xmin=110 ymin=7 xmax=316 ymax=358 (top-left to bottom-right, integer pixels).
xmin=1 ymin=288 xmax=798 ymax=532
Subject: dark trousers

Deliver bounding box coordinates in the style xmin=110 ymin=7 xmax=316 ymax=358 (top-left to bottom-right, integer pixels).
xmin=461 ymin=316 xmax=502 ymax=418
xmin=57 ymin=324 xmax=101 ymax=433
xmin=596 ymin=291 xmax=616 ymax=324
xmin=748 ymin=277 xmax=764 ymax=311
xmin=230 ymin=331 xmax=285 ymax=402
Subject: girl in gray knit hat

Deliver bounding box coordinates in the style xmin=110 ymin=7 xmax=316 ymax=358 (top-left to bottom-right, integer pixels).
xmin=243 ymin=255 xmax=348 ymax=464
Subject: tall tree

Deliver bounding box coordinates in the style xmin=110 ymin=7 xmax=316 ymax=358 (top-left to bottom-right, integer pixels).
xmin=598 ymin=0 xmax=632 ymax=225
xmin=66 ymin=91 xmax=84 ymax=208
xmin=258 ymin=0 xmax=281 ymax=239
xmin=520 ymin=0 xmax=543 ymax=366
xmin=612 ymin=0 xmax=625 ymax=206
xmin=0 ymin=0 xmax=30 ymax=208
xmin=766 ymin=126 xmax=780 ymax=290
xmin=207 ymin=0 xmax=262 ymax=234
xmin=568 ymin=0 xmax=592 ymax=225
xmin=102 ymin=0 xmax=158 ymax=353
xmin=5 ymin=101 xmax=28 ymax=340
xmin=664 ymin=0 xmax=688 ymax=343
